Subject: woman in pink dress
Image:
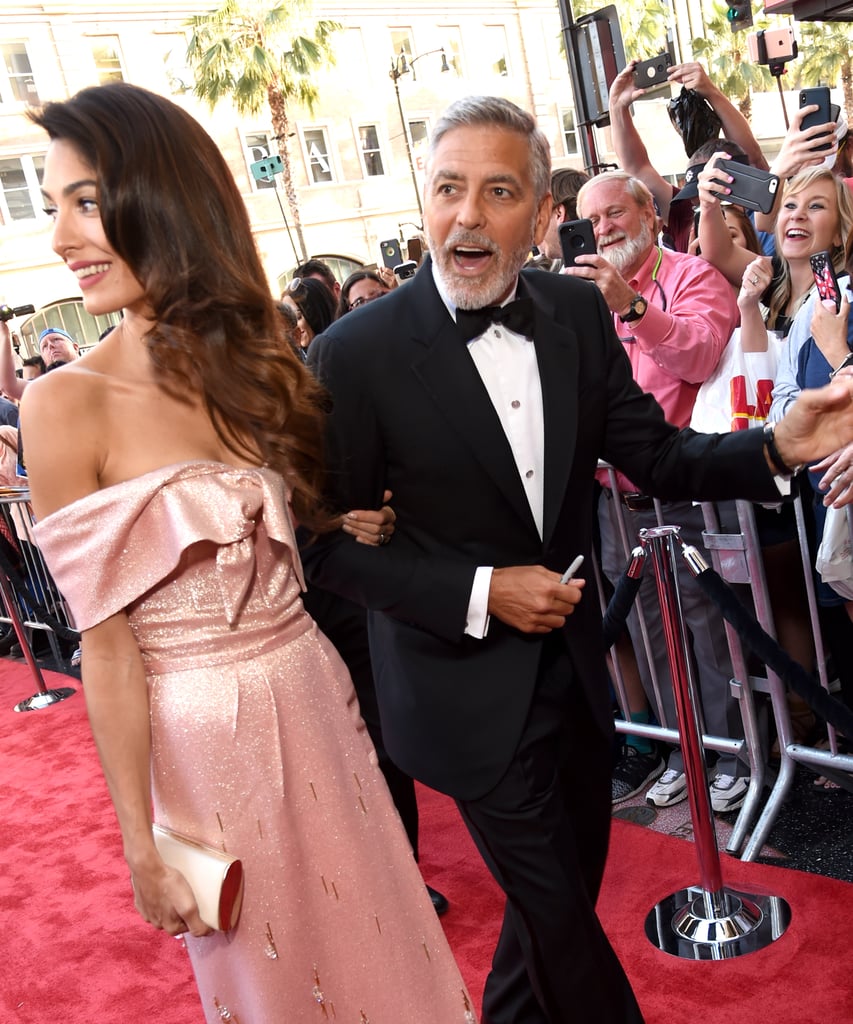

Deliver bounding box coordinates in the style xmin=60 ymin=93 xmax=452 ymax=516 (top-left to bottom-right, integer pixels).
xmin=22 ymin=82 xmax=475 ymax=1024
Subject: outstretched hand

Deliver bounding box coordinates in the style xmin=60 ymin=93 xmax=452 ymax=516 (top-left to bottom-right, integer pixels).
xmin=488 ymin=565 xmax=585 ymax=634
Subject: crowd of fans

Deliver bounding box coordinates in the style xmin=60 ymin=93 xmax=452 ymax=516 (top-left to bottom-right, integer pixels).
xmin=3 ymin=58 xmax=852 ymax=808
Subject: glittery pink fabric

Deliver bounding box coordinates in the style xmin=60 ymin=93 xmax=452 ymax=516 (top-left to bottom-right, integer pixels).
xmin=34 ymin=462 xmax=477 ymax=1024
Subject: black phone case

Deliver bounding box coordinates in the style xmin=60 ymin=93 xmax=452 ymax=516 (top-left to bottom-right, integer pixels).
xmin=558 ymin=219 xmax=597 ymax=267
xmin=379 ymin=239 xmax=403 ymax=269
xmin=712 ymin=159 xmax=780 ymax=215
xmin=632 ymin=52 xmax=672 ymax=89
xmin=810 ymin=251 xmax=842 ymax=313
xmin=799 ymin=87 xmax=833 ymax=150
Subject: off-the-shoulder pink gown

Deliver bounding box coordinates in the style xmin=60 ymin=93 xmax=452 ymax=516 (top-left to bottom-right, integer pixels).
xmin=34 ymin=461 xmax=476 ymax=1024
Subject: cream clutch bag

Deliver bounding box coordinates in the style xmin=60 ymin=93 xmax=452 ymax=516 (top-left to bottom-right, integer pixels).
xmin=152 ymin=824 xmax=245 ymax=932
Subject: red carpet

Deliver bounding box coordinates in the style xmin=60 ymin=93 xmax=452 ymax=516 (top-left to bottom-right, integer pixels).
xmin=2 ymin=659 xmax=852 ymax=1023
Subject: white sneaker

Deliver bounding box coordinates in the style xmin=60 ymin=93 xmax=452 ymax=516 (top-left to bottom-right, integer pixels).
xmin=646 ymin=769 xmax=688 ymax=807
xmin=709 ymin=773 xmax=749 ymax=812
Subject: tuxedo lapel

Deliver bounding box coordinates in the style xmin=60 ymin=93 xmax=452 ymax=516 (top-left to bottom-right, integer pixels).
xmin=522 ymin=272 xmax=581 ymax=548
xmin=406 ymin=263 xmax=540 ymax=539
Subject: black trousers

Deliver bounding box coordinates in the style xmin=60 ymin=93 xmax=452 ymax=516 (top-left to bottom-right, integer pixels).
xmin=457 ymin=635 xmax=644 ymax=1024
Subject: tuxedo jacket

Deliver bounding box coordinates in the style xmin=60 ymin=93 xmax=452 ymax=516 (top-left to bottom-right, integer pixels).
xmin=304 ymin=259 xmax=778 ymax=801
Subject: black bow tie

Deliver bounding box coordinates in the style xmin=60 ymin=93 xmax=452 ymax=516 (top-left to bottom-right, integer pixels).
xmin=456 ymin=296 xmax=535 ymax=342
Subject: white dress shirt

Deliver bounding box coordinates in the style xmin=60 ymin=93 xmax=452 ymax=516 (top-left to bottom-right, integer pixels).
xmin=431 ymin=264 xmax=544 ymax=638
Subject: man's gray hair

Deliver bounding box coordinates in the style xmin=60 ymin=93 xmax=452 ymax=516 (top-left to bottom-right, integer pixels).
xmin=576 ymin=170 xmax=655 ymax=217
xmin=427 ymin=95 xmax=552 ymax=203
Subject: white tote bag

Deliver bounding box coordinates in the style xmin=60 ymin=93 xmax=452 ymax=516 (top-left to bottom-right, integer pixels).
xmin=690 ymin=328 xmax=785 ymax=434
xmin=815 ymin=505 xmax=853 ymax=601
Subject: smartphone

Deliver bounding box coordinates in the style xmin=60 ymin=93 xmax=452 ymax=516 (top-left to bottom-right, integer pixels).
xmin=711 ymin=159 xmax=780 ymax=215
xmin=747 ymin=27 xmax=797 ymax=65
xmin=632 ymin=52 xmax=672 ymax=89
xmin=799 ymin=87 xmax=834 ymax=151
xmin=558 ymin=218 xmax=597 ymax=267
xmin=810 ymin=250 xmax=842 ymax=313
xmin=405 ymin=237 xmax=423 ymax=264
xmin=393 ymin=260 xmax=418 ymax=280
xmin=379 ymin=238 xmax=403 ymax=269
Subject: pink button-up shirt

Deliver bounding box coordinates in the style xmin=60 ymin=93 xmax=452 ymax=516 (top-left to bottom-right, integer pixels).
xmin=604 ymin=244 xmax=738 ymax=492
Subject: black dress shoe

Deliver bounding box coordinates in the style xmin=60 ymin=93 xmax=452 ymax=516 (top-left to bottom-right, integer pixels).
xmin=427 ymin=884 xmax=449 ymax=916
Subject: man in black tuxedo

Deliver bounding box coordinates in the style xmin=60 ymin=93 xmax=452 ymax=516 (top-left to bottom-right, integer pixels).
xmin=303 ymin=96 xmax=853 ymax=1024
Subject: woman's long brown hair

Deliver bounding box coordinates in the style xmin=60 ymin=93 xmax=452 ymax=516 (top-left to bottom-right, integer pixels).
xmin=29 ymin=82 xmax=335 ymax=532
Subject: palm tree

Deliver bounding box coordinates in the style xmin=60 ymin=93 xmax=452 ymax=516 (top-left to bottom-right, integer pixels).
xmin=688 ymin=0 xmax=775 ymax=123
xmin=186 ymin=0 xmax=339 ymax=261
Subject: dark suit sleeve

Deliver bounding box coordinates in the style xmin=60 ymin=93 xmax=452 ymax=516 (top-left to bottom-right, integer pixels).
xmin=304 ymin=330 xmax=477 ymax=644
xmin=582 ymin=285 xmax=779 ymax=503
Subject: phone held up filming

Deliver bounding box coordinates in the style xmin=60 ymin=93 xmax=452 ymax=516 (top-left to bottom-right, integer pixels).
xmin=710 ymin=159 xmax=780 ymax=215
xmin=810 ymin=250 xmax=843 ymax=314
xmin=558 ymin=219 xmax=597 ymax=268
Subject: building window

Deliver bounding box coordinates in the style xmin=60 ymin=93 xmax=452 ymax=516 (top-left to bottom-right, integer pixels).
xmin=390 ymin=28 xmax=414 ymax=61
xmin=358 ymin=125 xmax=385 ymax=177
xmin=245 ymin=132 xmax=277 ymax=191
xmin=408 ymin=120 xmax=429 ymax=148
xmin=561 ymin=109 xmax=579 ymax=157
xmin=303 ymin=127 xmax=334 ymax=184
xmin=1 ymin=43 xmax=39 ymax=104
xmin=484 ymin=26 xmax=510 ymax=77
xmin=0 ymin=155 xmax=44 ymax=224
xmin=90 ymin=36 xmax=125 ymax=84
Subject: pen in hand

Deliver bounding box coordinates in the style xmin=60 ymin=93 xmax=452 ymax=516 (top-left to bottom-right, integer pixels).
xmin=560 ymin=555 xmax=584 ymax=584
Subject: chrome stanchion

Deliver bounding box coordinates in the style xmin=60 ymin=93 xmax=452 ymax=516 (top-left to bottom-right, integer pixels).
xmin=0 ymin=570 xmax=75 ymax=712
xmin=639 ymin=526 xmax=791 ymax=959
xmin=0 ymin=494 xmax=76 ymax=712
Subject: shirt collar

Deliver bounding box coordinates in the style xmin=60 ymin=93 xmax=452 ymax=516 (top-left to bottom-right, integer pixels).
xmin=625 ymin=243 xmax=662 ymax=289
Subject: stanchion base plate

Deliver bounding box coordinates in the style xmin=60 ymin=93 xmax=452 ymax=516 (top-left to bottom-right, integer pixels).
xmin=645 ymin=885 xmax=791 ymax=959
xmin=14 ymin=687 xmax=77 ymax=712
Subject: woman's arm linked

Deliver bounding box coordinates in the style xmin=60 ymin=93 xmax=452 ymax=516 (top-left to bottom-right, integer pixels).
xmin=81 ymin=614 xmax=210 ymax=936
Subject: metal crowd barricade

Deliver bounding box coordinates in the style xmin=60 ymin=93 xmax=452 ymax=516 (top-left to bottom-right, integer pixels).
xmin=599 ymin=463 xmax=759 ymax=807
xmin=0 ymin=489 xmax=78 ymax=711
xmin=600 ymin=459 xmax=853 ymax=861
xmin=698 ymin=491 xmax=853 ymax=860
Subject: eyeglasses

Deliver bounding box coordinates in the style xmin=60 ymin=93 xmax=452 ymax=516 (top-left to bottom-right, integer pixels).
xmin=348 ymin=290 xmax=386 ymax=312
xmin=287 ymin=277 xmax=307 ymax=299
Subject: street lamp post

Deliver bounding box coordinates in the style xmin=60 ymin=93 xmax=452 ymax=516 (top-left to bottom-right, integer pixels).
xmin=389 ymin=47 xmax=450 ymax=220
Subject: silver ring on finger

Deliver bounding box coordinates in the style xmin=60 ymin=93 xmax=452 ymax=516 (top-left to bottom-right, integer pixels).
xmin=379 ymin=532 xmax=385 ymax=545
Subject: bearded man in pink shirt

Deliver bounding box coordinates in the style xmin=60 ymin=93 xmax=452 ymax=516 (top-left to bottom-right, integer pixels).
xmin=564 ymin=170 xmax=748 ymax=814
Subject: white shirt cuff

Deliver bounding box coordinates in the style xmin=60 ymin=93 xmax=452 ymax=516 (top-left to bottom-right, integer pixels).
xmin=464 ymin=566 xmax=493 ymax=639
xmin=772 ymin=474 xmax=792 ymax=496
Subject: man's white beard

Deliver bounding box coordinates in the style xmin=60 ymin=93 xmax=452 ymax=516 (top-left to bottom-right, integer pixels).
xmin=600 ymin=221 xmax=654 ymax=275
xmin=425 ymin=218 xmax=538 ymax=310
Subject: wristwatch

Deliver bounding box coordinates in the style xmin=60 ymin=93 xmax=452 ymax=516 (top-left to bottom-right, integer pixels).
xmin=619 ymin=294 xmax=648 ymax=324
xmin=763 ymin=422 xmax=805 ymax=477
